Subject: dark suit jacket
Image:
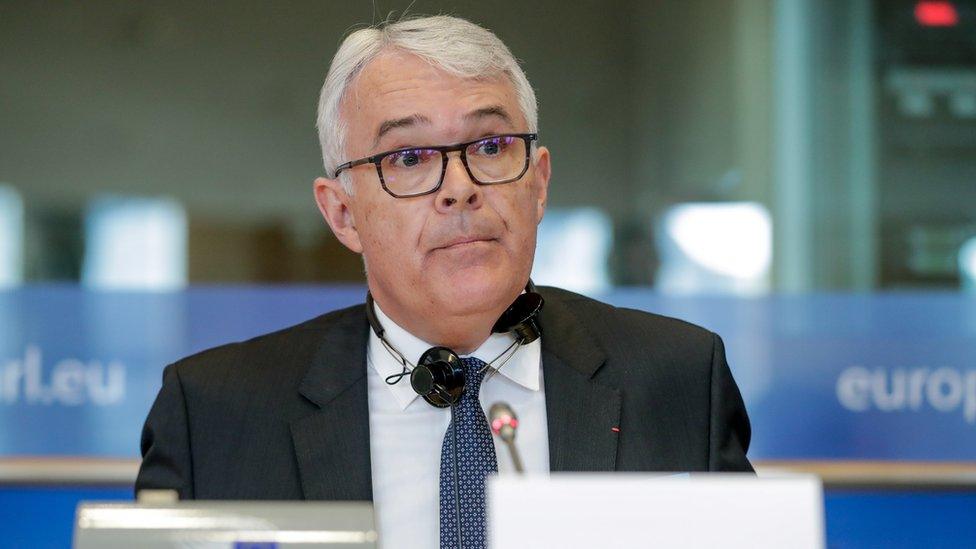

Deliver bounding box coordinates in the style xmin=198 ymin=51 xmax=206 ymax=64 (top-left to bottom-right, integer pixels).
xmin=135 ymin=286 xmax=752 ymax=500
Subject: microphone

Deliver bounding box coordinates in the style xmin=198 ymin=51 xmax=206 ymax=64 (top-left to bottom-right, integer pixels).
xmin=489 ymin=402 xmax=524 ymax=474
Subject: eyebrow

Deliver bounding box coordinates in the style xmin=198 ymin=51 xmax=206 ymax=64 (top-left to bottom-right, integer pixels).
xmin=371 ymin=105 xmax=515 ymax=149
xmin=465 ymin=105 xmax=513 ymax=125
xmin=374 ymin=114 xmax=432 ymax=147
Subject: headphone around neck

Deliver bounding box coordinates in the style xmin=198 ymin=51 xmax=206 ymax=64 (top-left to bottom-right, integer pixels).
xmin=365 ymin=281 xmax=544 ymax=408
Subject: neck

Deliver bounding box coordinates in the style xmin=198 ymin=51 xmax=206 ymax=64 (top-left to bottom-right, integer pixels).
xmin=370 ymin=291 xmax=517 ymax=355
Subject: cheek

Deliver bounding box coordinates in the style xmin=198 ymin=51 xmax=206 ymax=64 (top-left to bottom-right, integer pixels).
xmin=358 ymin=203 xmax=421 ymax=262
xmin=498 ymin=189 xmax=538 ymax=241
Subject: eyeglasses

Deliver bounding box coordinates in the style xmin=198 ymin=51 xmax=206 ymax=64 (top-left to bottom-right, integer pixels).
xmin=333 ymin=133 xmax=538 ymax=198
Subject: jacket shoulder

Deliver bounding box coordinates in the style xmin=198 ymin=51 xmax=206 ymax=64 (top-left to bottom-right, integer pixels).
xmin=538 ymin=286 xmax=715 ymax=349
xmin=170 ymin=302 xmax=366 ymax=383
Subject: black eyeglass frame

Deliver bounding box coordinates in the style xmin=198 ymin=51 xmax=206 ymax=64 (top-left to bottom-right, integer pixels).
xmin=332 ymin=133 xmax=538 ymax=198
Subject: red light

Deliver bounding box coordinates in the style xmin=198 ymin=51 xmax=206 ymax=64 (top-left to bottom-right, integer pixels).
xmin=491 ymin=417 xmax=517 ymax=434
xmin=915 ymin=1 xmax=959 ymax=27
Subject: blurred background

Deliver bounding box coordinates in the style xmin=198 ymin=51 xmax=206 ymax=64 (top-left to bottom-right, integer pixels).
xmin=2 ymin=0 xmax=973 ymax=294
xmin=2 ymin=1 xmax=976 ymax=547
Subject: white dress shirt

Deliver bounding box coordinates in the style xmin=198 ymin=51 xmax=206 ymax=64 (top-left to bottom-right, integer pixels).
xmin=366 ymin=301 xmax=550 ymax=549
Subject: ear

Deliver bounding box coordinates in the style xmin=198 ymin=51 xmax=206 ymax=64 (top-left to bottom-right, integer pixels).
xmin=313 ymin=176 xmax=363 ymax=254
xmin=531 ymin=146 xmax=551 ymax=224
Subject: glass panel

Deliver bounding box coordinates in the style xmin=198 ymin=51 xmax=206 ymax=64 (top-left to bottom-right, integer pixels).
xmin=81 ymin=196 xmax=188 ymax=290
xmin=533 ymin=207 xmax=612 ymax=293
xmin=0 ymin=184 xmax=24 ymax=288
xmin=656 ymin=202 xmax=772 ymax=296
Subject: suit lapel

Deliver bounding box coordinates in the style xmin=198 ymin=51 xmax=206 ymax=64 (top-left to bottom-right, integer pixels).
xmin=287 ymin=290 xmax=622 ymax=496
xmin=540 ymin=290 xmax=621 ymax=472
xmin=291 ymin=307 xmax=373 ymax=501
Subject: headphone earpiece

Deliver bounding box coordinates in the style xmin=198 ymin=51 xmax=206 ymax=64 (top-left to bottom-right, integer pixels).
xmin=491 ymin=291 xmax=543 ymax=344
xmin=412 ymin=347 xmax=465 ymax=408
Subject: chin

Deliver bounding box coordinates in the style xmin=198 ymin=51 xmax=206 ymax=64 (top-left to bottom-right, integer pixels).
xmin=434 ymin=268 xmax=519 ymax=315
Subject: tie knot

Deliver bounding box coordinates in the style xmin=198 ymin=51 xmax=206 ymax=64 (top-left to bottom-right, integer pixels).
xmin=461 ymin=356 xmax=488 ymax=393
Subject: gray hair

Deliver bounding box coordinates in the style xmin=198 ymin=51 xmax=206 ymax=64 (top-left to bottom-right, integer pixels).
xmin=316 ymin=15 xmax=539 ymax=192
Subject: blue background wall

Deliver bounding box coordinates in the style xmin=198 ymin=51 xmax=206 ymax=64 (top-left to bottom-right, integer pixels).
xmin=2 ymin=286 xmax=975 ymax=547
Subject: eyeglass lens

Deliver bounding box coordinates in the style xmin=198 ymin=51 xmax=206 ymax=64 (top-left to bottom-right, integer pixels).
xmin=379 ymin=135 xmax=527 ymax=196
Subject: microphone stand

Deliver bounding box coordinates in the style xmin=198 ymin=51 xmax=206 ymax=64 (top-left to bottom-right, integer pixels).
xmin=502 ymin=437 xmax=524 ymax=474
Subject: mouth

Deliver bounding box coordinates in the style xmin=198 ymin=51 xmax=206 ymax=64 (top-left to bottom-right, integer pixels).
xmin=434 ymin=236 xmax=497 ymax=251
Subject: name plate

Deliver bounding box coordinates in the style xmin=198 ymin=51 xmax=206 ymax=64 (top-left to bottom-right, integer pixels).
xmin=489 ymin=474 xmax=824 ymax=549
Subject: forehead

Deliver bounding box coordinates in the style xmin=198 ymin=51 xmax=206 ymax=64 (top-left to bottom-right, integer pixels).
xmin=340 ymin=50 xmax=523 ymax=153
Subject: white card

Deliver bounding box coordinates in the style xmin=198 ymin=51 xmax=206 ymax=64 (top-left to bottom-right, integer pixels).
xmin=489 ymin=473 xmax=825 ymax=549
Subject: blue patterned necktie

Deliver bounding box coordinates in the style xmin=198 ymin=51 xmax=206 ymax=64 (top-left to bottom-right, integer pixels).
xmin=439 ymin=356 xmax=498 ymax=549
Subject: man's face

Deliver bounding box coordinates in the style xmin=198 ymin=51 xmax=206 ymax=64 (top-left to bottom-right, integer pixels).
xmin=315 ymin=50 xmax=550 ymax=336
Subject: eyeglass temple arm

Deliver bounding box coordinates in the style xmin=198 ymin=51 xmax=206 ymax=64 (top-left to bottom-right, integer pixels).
xmin=331 ymin=157 xmax=376 ymax=179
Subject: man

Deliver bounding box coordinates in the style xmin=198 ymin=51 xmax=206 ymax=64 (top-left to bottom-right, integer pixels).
xmin=136 ymin=14 xmax=752 ymax=549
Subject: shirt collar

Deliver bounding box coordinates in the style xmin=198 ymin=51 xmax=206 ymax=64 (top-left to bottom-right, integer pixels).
xmin=367 ymin=300 xmax=542 ymax=411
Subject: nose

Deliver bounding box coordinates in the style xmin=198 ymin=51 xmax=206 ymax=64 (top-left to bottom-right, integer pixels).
xmin=434 ymin=152 xmax=483 ymax=212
